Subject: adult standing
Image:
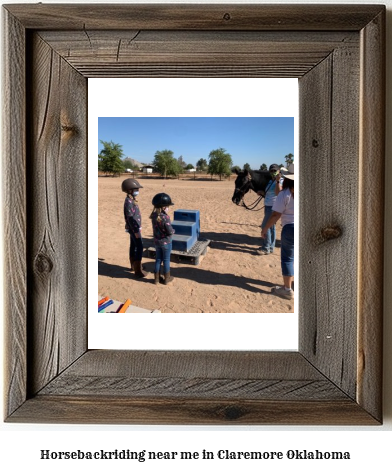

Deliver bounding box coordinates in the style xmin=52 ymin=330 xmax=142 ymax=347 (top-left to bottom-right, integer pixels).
xmin=256 ymin=163 xmax=283 ymax=255
xmin=261 ymin=163 xmax=294 ymax=300
xmin=122 ymin=178 xmax=146 ymax=278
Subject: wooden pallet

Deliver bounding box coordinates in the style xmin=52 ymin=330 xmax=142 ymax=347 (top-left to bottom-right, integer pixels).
xmin=148 ymin=238 xmax=210 ymax=266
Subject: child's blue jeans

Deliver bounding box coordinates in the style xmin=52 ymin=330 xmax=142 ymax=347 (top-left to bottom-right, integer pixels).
xmin=154 ymin=242 xmax=172 ymax=274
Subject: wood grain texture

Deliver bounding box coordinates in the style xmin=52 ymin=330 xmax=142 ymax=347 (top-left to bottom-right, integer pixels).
xmin=39 ymin=377 xmax=347 ymax=400
xmin=38 ymin=351 xmax=347 ymax=400
xmin=9 ymin=396 xmax=378 ymax=425
xmin=38 ymin=30 xmax=358 ymax=78
xmin=27 ymin=33 xmax=87 ymax=396
xmin=2 ymin=3 xmax=384 ymax=425
xmin=299 ymin=40 xmax=360 ymax=399
xmin=4 ymin=4 xmax=384 ymax=31
xmin=2 ymin=9 xmax=27 ymax=419
xmin=8 ymin=351 xmax=378 ymax=424
xmin=61 ymin=350 xmax=325 ymax=379
xmin=357 ymin=9 xmax=385 ymax=422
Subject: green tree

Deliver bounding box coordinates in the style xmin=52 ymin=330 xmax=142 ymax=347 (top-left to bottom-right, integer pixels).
xmin=153 ymin=149 xmax=182 ymax=178
xmin=185 ymin=163 xmax=195 ymax=170
xmin=260 ymin=163 xmax=268 ymax=171
xmin=231 ymin=165 xmax=241 ymax=174
xmin=196 ymin=158 xmax=208 ymax=171
xmin=244 ymin=163 xmax=251 ymax=172
xmin=208 ymin=148 xmax=233 ymax=181
xmin=98 ymin=140 xmax=124 ymax=175
xmin=285 ymin=153 xmax=294 ymax=167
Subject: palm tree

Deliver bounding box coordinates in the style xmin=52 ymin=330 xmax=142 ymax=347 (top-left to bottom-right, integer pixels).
xmin=285 ymin=153 xmax=294 ymax=167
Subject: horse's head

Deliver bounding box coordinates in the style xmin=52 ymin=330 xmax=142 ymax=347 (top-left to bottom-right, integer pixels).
xmin=232 ymin=169 xmax=253 ymax=205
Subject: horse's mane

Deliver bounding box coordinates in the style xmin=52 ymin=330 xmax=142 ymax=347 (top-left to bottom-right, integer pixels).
xmin=250 ymin=170 xmax=271 ymax=179
xmin=250 ymin=170 xmax=272 ymax=193
xmin=232 ymin=168 xmax=271 ymax=200
xmin=251 ymin=170 xmax=270 ymax=175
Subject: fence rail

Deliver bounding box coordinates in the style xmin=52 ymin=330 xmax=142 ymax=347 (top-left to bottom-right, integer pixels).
xmin=98 ymin=171 xmax=235 ymax=181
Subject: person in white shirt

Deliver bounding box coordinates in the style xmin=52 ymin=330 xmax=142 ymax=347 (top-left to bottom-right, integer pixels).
xmin=261 ymin=163 xmax=294 ymax=300
xmin=256 ymin=163 xmax=283 ymax=255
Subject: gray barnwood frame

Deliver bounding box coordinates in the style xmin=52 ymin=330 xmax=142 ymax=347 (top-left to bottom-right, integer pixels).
xmin=3 ymin=4 xmax=385 ymax=424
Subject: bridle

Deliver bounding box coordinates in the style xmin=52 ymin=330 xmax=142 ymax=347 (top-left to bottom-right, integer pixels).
xmin=234 ymin=173 xmax=253 ymax=196
xmin=234 ymin=173 xmax=267 ymax=211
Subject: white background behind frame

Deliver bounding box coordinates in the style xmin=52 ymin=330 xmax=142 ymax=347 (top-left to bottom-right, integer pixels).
xmin=88 ymin=78 xmax=299 ymax=350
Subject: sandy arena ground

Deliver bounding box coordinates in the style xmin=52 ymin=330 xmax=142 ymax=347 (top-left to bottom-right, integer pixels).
xmin=98 ymin=175 xmax=294 ymax=313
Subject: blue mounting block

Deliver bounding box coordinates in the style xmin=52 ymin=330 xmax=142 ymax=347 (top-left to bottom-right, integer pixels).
xmin=174 ymin=209 xmax=200 ymax=223
xmin=172 ymin=209 xmax=200 ymax=252
xmin=171 ymin=234 xmax=195 ymax=252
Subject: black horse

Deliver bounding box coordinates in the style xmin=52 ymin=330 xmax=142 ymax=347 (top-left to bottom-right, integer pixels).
xmin=232 ymin=169 xmax=272 ymax=206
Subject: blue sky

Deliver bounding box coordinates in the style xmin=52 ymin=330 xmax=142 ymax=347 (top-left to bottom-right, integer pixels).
xmin=98 ymin=117 xmax=294 ymax=169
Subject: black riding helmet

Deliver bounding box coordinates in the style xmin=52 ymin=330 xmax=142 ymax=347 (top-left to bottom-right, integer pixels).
xmin=121 ymin=178 xmax=143 ymax=193
xmin=152 ymin=193 xmax=174 ymax=208
xmin=269 ymin=163 xmax=280 ymax=172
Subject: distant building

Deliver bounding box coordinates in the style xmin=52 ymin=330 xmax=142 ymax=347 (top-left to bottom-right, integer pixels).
xmin=142 ymin=165 xmax=154 ymax=173
xmin=185 ymin=168 xmax=197 ymax=173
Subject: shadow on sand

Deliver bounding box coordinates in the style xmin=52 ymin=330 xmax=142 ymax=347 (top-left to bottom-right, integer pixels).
xmin=170 ymin=266 xmax=275 ymax=295
xmin=98 ymin=259 xmax=132 ymax=279
xmin=202 ymin=231 xmax=280 ymax=254
xmin=98 ymin=258 xmax=275 ymax=295
xmin=99 ymin=229 xmax=281 ymax=293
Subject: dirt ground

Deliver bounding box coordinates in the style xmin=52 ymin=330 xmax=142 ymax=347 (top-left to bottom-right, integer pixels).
xmin=98 ymin=175 xmax=294 ymax=313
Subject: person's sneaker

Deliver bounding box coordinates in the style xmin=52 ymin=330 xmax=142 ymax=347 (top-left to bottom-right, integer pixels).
xmin=256 ymin=248 xmax=269 ymax=255
xmin=272 ymin=286 xmax=294 ymax=300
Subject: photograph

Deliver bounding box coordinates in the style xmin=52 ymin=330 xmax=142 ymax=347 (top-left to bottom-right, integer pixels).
xmin=97 ymin=117 xmax=295 ymax=314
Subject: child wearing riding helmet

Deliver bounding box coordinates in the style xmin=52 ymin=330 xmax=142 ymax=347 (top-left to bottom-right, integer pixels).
xmin=150 ymin=193 xmax=175 ymax=285
xmin=122 ymin=178 xmax=146 ymax=278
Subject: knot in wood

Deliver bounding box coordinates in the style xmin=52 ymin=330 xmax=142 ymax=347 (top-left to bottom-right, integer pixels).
xmin=223 ymin=405 xmax=244 ymax=420
xmin=314 ymin=225 xmax=342 ymax=245
xmin=34 ymin=253 xmax=53 ymax=275
xmin=312 ymin=139 xmax=319 ymax=148
xmin=223 ymin=13 xmax=231 ymax=21
xmin=61 ymin=124 xmax=78 ymax=134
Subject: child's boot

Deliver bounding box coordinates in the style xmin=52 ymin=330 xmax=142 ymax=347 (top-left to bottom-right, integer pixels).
xmin=163 ymin=272 xmax=174 ymax=285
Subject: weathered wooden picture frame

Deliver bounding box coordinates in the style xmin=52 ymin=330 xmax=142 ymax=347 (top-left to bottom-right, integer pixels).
xmin=3 ymin=4 xmax=384 ymax=424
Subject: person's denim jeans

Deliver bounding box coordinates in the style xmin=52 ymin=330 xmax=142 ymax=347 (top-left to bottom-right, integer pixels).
xmin=154 ymin=242 xmax=172 ymax=274
xmin=129 ymin=233 xmax=143 ymax=261
xmin=261 ymin=206 xmax=276 ymax=252
xmin=281 ymin=223 xmax=294 ymax=276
